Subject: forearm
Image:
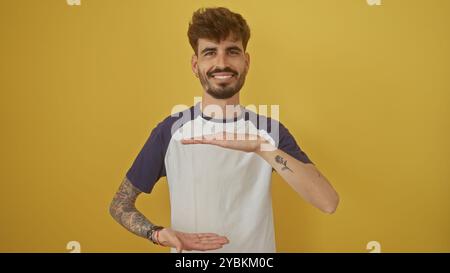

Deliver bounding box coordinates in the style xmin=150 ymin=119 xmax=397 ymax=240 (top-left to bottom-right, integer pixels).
xmin=109 ymin=177 xmax=156 ymax=239
xmin=256 ymin=147 xmax=339 ymax=214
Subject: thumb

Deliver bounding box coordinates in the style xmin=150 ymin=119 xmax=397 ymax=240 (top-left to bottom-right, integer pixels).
xmin=173 ymin=238 xmax=183 ymax=253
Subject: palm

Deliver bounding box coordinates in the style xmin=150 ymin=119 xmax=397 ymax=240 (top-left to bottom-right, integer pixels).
xmin=181 ymin=133 xmax=266 ymax=153
xmin=177 ymin=231 xmax=229 ymax=251
xmin=158 ymin=228 xmax=229 ymax=252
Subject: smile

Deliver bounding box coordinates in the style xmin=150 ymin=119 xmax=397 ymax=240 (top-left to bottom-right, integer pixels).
xmin=210 ymin=72 xmax=236 ymax=80
xmin=213 ymin=75 xmax=233 ymax=79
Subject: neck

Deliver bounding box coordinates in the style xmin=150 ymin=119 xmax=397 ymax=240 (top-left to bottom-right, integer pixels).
xmin=201 ymin=91 xmax=242 ymax=119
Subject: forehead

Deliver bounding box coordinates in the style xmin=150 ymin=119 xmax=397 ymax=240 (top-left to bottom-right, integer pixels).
xmin=197 ymin=36 xmax=244 ymax=50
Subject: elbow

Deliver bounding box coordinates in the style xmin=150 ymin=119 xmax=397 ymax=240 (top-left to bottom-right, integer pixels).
xmin=109 ymin=199 xmax=118 ymax=219
xmin=323 ymin=205 xmax=337 ymax=215
xmin=322 ymin=193 xmax=340 ymax=215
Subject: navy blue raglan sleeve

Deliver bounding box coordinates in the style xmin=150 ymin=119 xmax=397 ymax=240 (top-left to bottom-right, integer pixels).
xmin=278 ymin=122 xmax=314 ymax=165
xmin=126 ymin=124 xmax=167 ymax=194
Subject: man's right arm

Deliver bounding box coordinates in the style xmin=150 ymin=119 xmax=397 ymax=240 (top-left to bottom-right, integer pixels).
xmin=109 ymin=176 xmax=230 ymax=252
xmin=109 ymin=176 xmax=155 ymax=239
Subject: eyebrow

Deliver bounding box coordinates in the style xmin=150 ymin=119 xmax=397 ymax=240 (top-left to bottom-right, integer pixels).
xmin=200 ymin=47 xmax=217 ymax=55
xmin=200 ymin=46 xmax=243 ymax=55
xmin=226 ymin=46 xmax=242 ymax=52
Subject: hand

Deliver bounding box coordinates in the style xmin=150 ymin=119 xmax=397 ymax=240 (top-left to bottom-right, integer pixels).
xmin=157 ymin=227 xmax=229 ymax=253
xmin=181 ymin=132 xmax=271 ymax=153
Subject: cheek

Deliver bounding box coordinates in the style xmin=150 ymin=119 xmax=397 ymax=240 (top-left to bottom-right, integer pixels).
xmin=198 ymin=64 xmax=211 ymax=75
xmin=231 ymin=59 xmax=247 ymax=72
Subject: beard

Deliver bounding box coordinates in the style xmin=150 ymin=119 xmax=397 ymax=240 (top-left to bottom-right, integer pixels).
xmin=198 ymin=67 xmax=247 ymax=99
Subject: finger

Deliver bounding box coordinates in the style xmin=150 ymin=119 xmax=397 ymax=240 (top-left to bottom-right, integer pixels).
xmin=196 ymin=233 xmax=226 ymax=239
xmin=183 ymin=235 xmax=228 ymax=246
xmin=201 ymin=138 xmax=227 ymax=146
xmin=196 ymin=235 xmax=229 ymax=243
xmin=196 ymin=235 xmax=227 ymax=240
xmin=199 ymin=237 xmax=229 ymax=245
xmin=171 ymin=237 xmax=183 ymax=253
xmin=189 ymin=242 xmax=223 ymax=251
xmin=189 ymin=139 xmax=224 ymax=147
xmin=188 ymin=236 xmax=229 ymax=246
xmin=200 ymin=139 xmax=214 ymax=144
xmin=194 ymin=242 xmax=226 ymax=251
xmin=181 ymin=139 xmax=196 ymax=144
xmin=181 ymin=139 xmax=205 ymax=145
xmin=197 ymin=233 xmax=221 ymax=236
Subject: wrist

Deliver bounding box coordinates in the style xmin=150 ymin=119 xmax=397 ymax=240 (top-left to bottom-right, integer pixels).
xmin=147 ymin=225 xmax=164 ymax=245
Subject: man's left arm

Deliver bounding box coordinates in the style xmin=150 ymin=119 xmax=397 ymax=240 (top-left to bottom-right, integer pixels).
xmin=182 ymin=133 xmax=339 ymax=214
xmin=256 ymin=145 xmax=339 ymax=214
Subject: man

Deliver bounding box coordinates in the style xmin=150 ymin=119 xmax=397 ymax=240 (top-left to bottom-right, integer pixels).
xmin=109 ymin=7 xmax=339 ymax=253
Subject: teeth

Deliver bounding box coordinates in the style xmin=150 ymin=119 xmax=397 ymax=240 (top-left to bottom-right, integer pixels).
xmin=213 ymin=75 xmax=233 ymax=79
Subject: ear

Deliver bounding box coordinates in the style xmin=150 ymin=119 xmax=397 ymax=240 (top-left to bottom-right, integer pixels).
xmin=245 ymin=52 xmax=250 ymax=72
xmin=191 ymin=54 xmax=199 ymax=77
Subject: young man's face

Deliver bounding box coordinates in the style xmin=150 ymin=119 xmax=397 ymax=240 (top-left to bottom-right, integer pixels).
xmin=192 ymin=35 xmax=250 ymax=99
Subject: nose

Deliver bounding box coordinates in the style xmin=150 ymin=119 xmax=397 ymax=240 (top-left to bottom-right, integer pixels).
xmin=215 ymin=51 xmax=228 ymax=68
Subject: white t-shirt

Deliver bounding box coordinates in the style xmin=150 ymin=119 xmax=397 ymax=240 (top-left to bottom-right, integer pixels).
xmin=126 ymin=102 xmax=314 ymax=252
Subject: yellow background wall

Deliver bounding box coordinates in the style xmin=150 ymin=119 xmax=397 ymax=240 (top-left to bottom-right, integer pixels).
xmin=1 ymin=0 xmax=449 ymax=252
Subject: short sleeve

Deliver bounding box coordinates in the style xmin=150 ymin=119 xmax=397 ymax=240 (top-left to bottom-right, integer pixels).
xmin=278 ymin=123 xmax=314 ymax=165
xmin=126 ymin=125 xmax=166 ymax=193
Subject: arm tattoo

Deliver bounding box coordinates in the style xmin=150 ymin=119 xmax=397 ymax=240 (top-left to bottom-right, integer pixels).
xmin=109 ymin=176 xmax=155 ymax=239
xmin=275 ymin=155 xmax=293 ymax=172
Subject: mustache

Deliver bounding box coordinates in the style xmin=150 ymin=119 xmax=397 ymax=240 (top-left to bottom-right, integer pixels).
xmin=207 ymin=67 xmax=238 ymax=78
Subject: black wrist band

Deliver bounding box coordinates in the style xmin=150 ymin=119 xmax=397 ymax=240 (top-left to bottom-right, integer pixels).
xmin=147 ymin=225 xmax=164 ymax=244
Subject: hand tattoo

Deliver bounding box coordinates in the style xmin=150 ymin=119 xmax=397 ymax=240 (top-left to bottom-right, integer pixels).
xmin=275 ymin=155 xmax=293 ymax=172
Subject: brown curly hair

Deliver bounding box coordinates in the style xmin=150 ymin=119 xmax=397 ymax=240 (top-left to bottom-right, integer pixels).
xmin=187 ymin=7 xmax=251 ymax=55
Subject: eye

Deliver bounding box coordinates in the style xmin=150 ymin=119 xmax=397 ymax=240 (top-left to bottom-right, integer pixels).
xmin=229 ymin=50 xmax=240 ymax=56
xmin=204 ymin=51 xmax=215 ymax=56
